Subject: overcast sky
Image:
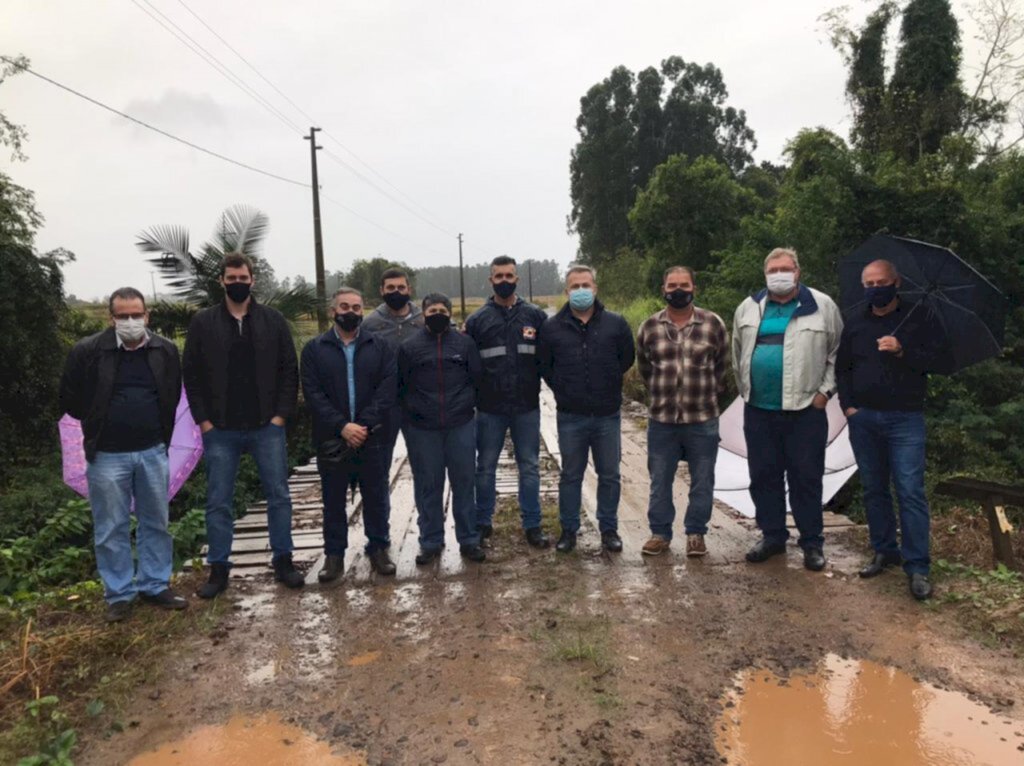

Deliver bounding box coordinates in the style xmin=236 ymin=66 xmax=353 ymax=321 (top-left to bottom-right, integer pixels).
xmin=2 ymin=1 xmax=990 ymax=300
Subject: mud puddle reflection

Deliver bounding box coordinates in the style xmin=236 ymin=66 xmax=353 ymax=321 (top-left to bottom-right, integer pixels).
xmin=717 ymin=654 xmax=1022 ymax=765
xmin=127 ymin=712 xmax=365 ymax=766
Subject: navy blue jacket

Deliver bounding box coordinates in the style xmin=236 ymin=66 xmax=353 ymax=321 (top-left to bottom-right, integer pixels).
xmin=836 ymin=300 xmax=948 ymax=412
xmin=398 ymin=327 xmax=481 ymax=430
xmin=300 ymin=328 xmax=397 ymax=446
xmin=537 ymin=300 xmax=636 ymax=417
xmin=464 ymin=296 xmax=546 ymax=415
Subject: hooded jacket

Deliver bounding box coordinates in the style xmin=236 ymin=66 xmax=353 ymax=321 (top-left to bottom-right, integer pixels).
xmin=361 ymin=302 xmax=424 ymax=347
xmin=731 ymin=284 xmax=843 ymax=411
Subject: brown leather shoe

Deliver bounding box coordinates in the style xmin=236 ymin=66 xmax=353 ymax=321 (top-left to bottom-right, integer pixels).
xmin=641 ymin=536 xmax=671 ymax=556
xmin=686 ymin=534 xmax=707 ymax=557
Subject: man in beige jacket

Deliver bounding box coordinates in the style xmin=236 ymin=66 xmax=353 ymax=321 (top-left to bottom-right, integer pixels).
xmin=731 ymin=248 xmax=843 ymax=572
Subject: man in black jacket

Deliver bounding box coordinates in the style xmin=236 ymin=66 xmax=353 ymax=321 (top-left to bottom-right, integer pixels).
xmin=538 ymin=264 xmax=635 ymax=553
xmin=398 ymin=293 xmax=485 ymax=564
xmin=60 ymin=287 xmax=186 ymax=622
xmin=837 ymin=259 xmax=948 ymax=601
xmin=465 ymin=256 xmax=549 ymax=548
xmin=182 ymin=253 xmax=302 ymax=596
xmin=301 ymin=287 xmax=398 ymax=582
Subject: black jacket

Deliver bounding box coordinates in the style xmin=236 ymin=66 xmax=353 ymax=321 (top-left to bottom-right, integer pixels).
xmin=464 ymin=296 xmax=546 ymax=415
xmin=398 ymin=327 xmax=481 ymax=430
xmin=538 ymin=300 xmax=636 ymax=416
xmin=300 ymin=328 xmax=397 ymax=446
xmin=59 ymin=328 xmax=182 ymax=462
xmin=836 ymin=300 xmax=948 ymax=412
xmin=182 ymin=299 xmax=298 ymax=429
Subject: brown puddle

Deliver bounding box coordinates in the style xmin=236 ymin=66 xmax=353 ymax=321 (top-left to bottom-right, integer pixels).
xmin=127 ymin=712 xmax=365 ymax=766
xmin=717 ymin=655 xmax=1022 ymax=765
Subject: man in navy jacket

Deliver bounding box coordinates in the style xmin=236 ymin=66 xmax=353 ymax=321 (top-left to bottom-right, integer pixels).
xmin=301 ymin=287 xmax=398 ymax=581
xmin=465 ymin=256 xmax=550 ymax=548
xmin=538 ymin=264 xmax=635 ymax=553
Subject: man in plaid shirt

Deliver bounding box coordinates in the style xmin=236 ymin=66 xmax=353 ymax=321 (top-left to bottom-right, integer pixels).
xmin=636 ymin=266 xmax=728 ymax=557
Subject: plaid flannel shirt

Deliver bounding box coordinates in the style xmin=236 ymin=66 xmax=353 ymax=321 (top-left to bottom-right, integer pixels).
xmin=636 ymin=307 xmax=728 ymax=424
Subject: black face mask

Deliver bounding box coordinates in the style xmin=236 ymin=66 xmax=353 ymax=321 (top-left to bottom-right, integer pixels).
xmin=383 ymin=291 xmax=410 ymax=310
xmin=425 ymin=313 xmax=451 ymax=334
xmin=492 ymin=281 xmax=516 ymax=299
xmin=864 ymin=283 xmax=898 ymax=308
xmin=334 ymin=312 xmax=362 ymax=332
xmin=664 ymin=289 xmax=694 ymax=309
xmin=224 ymin=282 xmax=252 ymax=303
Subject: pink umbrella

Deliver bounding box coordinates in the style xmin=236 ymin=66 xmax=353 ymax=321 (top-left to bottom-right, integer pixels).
xmin=59 ymin=385 xmax=204 ymax=501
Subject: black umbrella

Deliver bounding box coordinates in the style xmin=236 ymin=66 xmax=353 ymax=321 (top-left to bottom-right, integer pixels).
xmin=838 ymin=235 xmax=1005 ymax=373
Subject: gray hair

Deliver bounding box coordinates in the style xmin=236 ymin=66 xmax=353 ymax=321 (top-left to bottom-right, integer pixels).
xmin=332 ymin=285 xmax=363 ymax=301
xmin=764 ymin=247 xmax=800 ymax=270
xmin=565 ymin=262 xmax=597 ymax=285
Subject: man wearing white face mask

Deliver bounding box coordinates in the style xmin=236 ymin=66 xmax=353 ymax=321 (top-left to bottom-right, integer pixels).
xmin=60 ymin=287 xmax=185 ymax=622
xmin=731 ymin=248 xmax=843 ymax=572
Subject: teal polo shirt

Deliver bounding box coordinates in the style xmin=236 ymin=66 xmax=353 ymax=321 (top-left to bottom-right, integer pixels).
xmin=749 ymin=299 xmax=799 ymax=410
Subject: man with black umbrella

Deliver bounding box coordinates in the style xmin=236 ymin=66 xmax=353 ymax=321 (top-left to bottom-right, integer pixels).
xmin=837 ymin=259 xmax=949 ymax=600
xmin=301 ymin=287 xmax=398 ymax=582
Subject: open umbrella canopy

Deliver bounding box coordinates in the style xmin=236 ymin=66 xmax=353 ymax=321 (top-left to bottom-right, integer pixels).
xmin=839 ymin=235 xmax=1006 ymax=373
xmin=59 ymin=386 xmax=203 ymax=502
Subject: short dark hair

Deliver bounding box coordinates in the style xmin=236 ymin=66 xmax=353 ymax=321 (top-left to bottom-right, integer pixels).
xmin=332 ymin=285 xmax=363 ymax=301
xmin=380 ymin=268 xmax=409 ymax=287
xmin=108 ymin=287 xmax=147 ymax=314
xmin=663 ymin=265 xmax=696 ymax=284
xmin=220 ymin=252 xmax=254 ymax=277
xmin=422 ymin=292 xmax=452 ymax=313
xmin=490 ymin=255 xmax=516 ymax=269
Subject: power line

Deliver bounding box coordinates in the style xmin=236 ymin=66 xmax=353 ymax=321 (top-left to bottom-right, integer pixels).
xmin=129 ymin=0 xmax=303 ymax=135
xmin=320 ymin=193 xmax=449 ymax=258
xmin=10 ymin=61 xmax=309 ymax=187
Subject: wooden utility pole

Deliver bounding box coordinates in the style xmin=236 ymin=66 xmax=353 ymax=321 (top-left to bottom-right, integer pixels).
xmin=528 ymin=260 xmax=533 ymax=302
xmin=305 ymin=126 xmax=327 ymax=331
xmin=458 ymin=232 xmax=466 ymax=321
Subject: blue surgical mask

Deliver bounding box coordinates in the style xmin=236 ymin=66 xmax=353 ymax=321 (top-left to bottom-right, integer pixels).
xmin=568 ymin=288 xmax=595 ymax=311
xmin=864 ymin=283 xmax=898 ymax=308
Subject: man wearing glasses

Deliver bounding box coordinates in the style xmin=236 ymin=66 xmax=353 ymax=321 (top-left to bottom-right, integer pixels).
xmin=60 ymin=287 xmax=186 ymax=621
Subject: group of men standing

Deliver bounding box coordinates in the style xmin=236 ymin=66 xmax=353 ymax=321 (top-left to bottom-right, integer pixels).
xmin=61 ymin=246 xmax=943 ymax=621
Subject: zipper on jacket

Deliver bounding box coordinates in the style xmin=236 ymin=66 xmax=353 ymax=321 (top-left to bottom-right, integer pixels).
xmin=436 ymin=333 xmax=445 ymax=428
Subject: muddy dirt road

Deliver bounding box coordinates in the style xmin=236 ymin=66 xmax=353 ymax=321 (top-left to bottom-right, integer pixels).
xmin=81 ymin=391 xmax=1024 ymax=765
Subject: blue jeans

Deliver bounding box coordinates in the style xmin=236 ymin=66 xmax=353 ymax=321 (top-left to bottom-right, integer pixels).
xmin=318 ymin=442 xmax=391 ymax=555
xmin=475 ymin=409 xmax=542 ymax=530
xmin=405 ymin=419 xmax=479 ymax=550
xmin=847 ymin=408 xmax=930 ymax=575
xmin=647 ymin=418 xmax=720 ymax=539
xmin=86 ymin=444 xmax=172 ymax=604
xmin=743 ymin=404 xmax=827 ymax=550
xmin=556 ymin=411 xmax=621 ymax=534
xmin=202 ymin=423 xmax=294 ymax=565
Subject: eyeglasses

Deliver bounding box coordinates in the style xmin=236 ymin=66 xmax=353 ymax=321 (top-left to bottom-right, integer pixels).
xmin=112 ymin=313 xmax=146 ymax=321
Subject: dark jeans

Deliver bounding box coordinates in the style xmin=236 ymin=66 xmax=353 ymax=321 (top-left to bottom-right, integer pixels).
xmin=474 ymin=409 xmax=541 ymax=530
xmin=318 ymin=442 xmax=391 ymax=556
xmin=202 ymin=423 xmax=294 ymax=565
xmin=556 ymin=411 xmax=621 ymax=534
xmin=646 ymin=418 xmax=719 ymax=539
xmin=847 ymin=408 xmax=930 ymax=575
xmin=405 ymin=419 xmax=478 ymax=550
xmin=743 ymin=403 xmax=827 ymax=550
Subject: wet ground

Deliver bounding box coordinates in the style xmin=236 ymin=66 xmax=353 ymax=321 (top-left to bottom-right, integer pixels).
xmin=80 ymin=392 xmax=1024 ymax=765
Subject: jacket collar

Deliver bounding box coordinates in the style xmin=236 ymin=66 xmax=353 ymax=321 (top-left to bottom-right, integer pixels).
xmin=556 ymin=297 xmax=604 ymax=323
xmin=219 ymin=295 xmax=260 ymax=320
xmin=656 ymin=307 xmax=705 ymax=325
xmin=318 ymin=326 xmax=374 ymax=349
xmin=752 ymin=283 xmax=818 ymax=319
xmin=374 ymin=301 xmax=422 ymax=322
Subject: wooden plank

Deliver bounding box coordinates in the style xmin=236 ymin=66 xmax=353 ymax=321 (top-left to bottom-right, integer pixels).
xmin=937 ymin=477 xmax=1024 ymax=504
xmin=983 ymin=500 xmax=1018 ymax=570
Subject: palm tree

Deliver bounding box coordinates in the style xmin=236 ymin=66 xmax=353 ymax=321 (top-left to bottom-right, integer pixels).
xmin=136 ymin=204 xmax=319 ymax=337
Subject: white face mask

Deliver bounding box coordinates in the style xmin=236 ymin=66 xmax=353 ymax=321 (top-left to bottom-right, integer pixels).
xmin=115 ymin=317 xmax=147 ymax=344
xmin=766 ymin=272 xmax=797 ymax=296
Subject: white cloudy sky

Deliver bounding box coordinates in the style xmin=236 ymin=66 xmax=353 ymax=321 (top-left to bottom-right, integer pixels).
xmin=2 ymin=1 xmax=990 ymax=299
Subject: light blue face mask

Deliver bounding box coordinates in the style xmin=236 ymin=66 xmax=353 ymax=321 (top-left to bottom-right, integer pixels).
xmin=568 ymin=288 xmax=595 ymax=311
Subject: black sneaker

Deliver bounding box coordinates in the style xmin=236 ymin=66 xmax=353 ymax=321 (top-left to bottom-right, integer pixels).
xmin=369 ymin=548 xmax=397 ymax=576
xmin=555 ymin=530 xmax=577 ymax=553
xmin=140 ymin=589 xmax=188 ymax=610
xmin=273 ymin=554 xmax=305 ymax=589
xmin=317 ymin=554 xmax=344 ymax=583
xmin=909 ymin=573 xmax=933 ymax=601
xmin=415 ymin=547 xmax=442 ymax=566
xmin=525 ymin=527 xmax=550 ymax=548
xmin=197 ymin=563 xmax=230 ymax=599
xmin=745 ymin=539 xmax=787 ymax=563
xmin=601 ymin=530 xmax=623 ymax=553
xmin=105 ymin=600 xmax=133 ymax=623
xmin=460 ymin=544 xmax=486 ymax=562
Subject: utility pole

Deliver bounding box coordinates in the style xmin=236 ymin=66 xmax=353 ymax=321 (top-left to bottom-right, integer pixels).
xmin=458 ymin=233 xmax=466 ymax=322
xmin=150 ymin=271 xmax=158 ymax=302
xmin=528 ymin=260 xmax=533 ymax=302
xmin=305 ymin=126 xmax=327 ymax=331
